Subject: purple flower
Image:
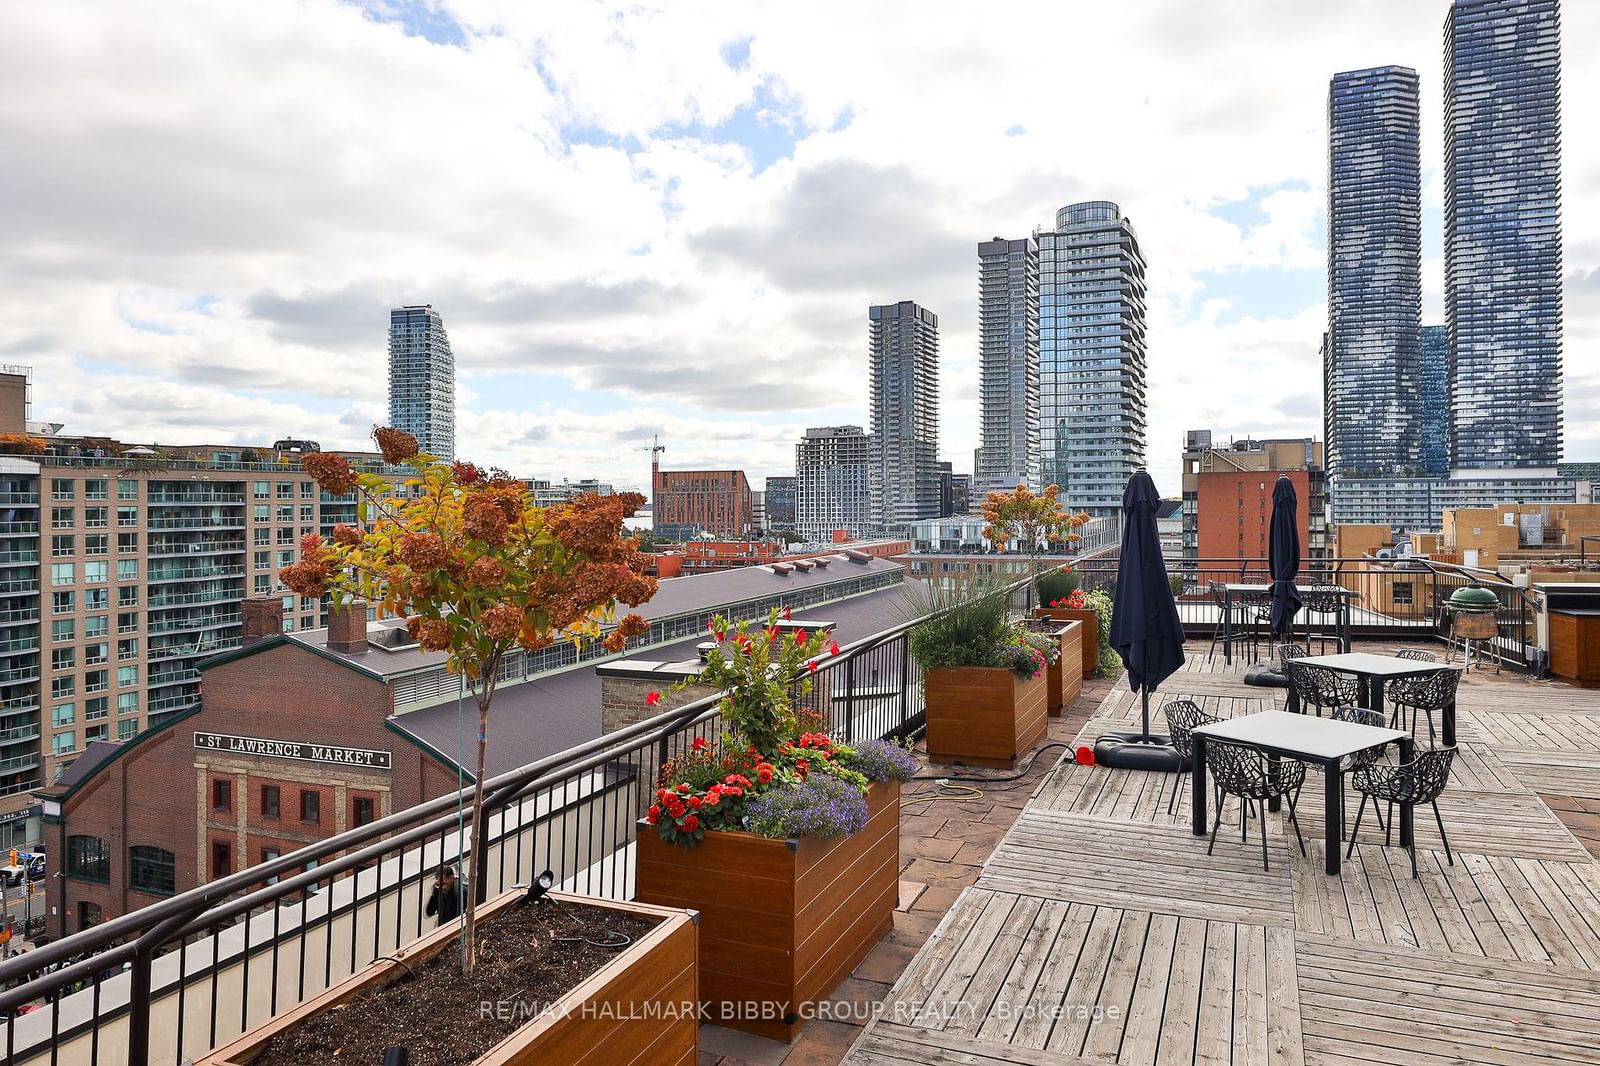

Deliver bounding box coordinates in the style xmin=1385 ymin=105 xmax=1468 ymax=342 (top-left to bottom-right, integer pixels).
xmin=844 ymin=738 xmax=919 ymax=783
xmin=743 ymin=775 xmax=868 ymax=839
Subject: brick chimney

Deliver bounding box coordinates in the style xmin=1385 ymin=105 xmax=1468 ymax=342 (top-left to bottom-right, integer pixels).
xmin=239 ymin=597 xmax=284 ymax=646
xmin=327 ymin=600 xmax=370 ymax=655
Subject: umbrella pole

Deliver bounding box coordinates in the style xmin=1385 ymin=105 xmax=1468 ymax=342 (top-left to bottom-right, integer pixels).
xmin=1092 ymin=683 xmax=1186 ymax=772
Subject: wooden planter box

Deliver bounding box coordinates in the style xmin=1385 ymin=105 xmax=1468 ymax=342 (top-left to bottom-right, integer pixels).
xmin=1036 ymin=607 xmax=1100 ymax=676
xmin=201 ymin=891 xmax=698 ymax=1066
xmin=923 ymin=665 xmax=1048 ymax=769
xmin=1027 ymin=619 xmax=1084 ymax=717
xmin=634 ymin=778 xmax=899 ymax=1043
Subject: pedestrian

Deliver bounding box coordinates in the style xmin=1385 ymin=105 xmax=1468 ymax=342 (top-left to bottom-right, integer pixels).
xmin=424 ymin=865 xmax=464 ymax=925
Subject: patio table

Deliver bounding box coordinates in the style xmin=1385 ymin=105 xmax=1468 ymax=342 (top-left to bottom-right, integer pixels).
xmin=1291 ymin=652 xmax=1462 ymax=745
xmin=1191 ymin=710 xmax=1409 ymax=875
xmin=1222 ymin=583 xmax=1352 ymax=664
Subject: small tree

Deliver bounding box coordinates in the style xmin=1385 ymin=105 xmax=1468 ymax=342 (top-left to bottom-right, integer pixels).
xmin=280 ymin=427 xmax=657 ymax=971
xmin=980 ymin=484 xmax=1089 ymax=556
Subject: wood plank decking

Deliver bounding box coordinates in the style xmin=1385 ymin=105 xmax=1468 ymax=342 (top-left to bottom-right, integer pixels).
xmin=842 ymin=645 xmax=1600 ymax=1065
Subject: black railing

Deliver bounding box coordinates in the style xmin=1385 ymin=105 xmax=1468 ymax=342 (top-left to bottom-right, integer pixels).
xmin=0 ymin=579 xmax=980 ymax=1066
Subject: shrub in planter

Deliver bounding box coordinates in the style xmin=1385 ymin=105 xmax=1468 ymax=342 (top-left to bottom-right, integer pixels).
xmin=1084 ymin=587 xmax=1122 ymax=678
xmin=1023 ymin=616 xmax=1083 ymax=716
xmin=1036 ymin=565 xmax=1082 ymax=606
xmin=634 ymin=614 xmax=913 ymax=1041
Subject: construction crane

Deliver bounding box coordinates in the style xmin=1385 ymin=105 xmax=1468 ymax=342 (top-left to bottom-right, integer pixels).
xmin=638 ymin=435 xmax=665 ymax=479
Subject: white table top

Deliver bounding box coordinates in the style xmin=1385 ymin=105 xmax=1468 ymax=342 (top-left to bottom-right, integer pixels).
xmin=1193 ymin=710 xmax=1407 ymax=761
xmin=1223 ymin=583 xmax=1352 ymax=595
xmin=1296 ymin=652 xmax=1462 ymax=678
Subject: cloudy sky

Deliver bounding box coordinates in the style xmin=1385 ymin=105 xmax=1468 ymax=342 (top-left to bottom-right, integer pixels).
xmin=2 ymin=1 xmax=1595 ymax=497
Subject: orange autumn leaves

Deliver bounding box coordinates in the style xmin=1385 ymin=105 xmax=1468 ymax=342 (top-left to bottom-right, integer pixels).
xmin=280 ymin=427 xmax=658 ymax=674
xmin=980 ymin=483 xmax=1090 ymax=553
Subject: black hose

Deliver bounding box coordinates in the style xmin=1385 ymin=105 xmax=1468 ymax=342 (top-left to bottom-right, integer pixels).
xmin=910 ymin=741 xmax=1074 ymax=785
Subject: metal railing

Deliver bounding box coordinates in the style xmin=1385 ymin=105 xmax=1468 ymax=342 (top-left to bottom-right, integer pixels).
xmin=0 ymin=572 xmax=1009 ymax=1066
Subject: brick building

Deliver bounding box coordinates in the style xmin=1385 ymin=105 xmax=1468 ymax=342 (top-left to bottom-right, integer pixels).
xmin=1181 ymin=432 xmax=1326 ymax=562
xmin=36 ymin=556 xmax=909 ymax=935
xmin=651 ymin=461 xmax=752 ymax=540
xmin=1195 ymin=469 xmax=1313 ymax=561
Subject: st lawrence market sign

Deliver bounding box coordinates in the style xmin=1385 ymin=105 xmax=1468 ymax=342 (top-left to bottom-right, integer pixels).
xmin=194 ymin=731 xmax=393 ymax=770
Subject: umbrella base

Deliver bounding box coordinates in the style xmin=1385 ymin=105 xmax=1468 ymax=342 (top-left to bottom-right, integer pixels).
xmin=1093 ymin=732 xmax=1188 ymax=772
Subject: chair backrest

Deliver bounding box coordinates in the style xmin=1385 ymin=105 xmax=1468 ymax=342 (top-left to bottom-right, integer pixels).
xmin=1277 ymin=643 xmax=1307 ymax=673
xmin=1203 ymin=738 xmax=1267 ymax=794
xmin=1163 ymin=699 xmax=1218 ymax=759
xmin=1401 ymin=745 xmax=1456 ymax=804
xmin=1388 ymin=666 xmax=1461 ymax=711
xmin=1396 ymin=648 xmax=1438 ymax=662
xmin=1303 ymin=589 xmax=1342 ymax=616
xmin=1285 ymin=660 xmax=1361 ymax=709
xmin=1330 ymin=706 xmax=1385 ymax=729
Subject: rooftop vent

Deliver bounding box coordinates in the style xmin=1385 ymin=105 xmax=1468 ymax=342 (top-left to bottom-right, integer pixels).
xmin=844 ymin=549 xmax=871 ymax=564
xmin=811 ymin=557 xmax=830 ymax=569
xmin=791 ymin=559 xmax=814 ymax=572
xmin=771 ymin=562 xmax=794 ymax=576
xmin=369 ymin=623 xmax=419 ymax=652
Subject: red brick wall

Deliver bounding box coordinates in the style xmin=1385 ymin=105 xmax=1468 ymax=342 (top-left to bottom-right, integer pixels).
xmin=652 ymin=469 xmax=752 ymax=537
xmin=1196 ymin=469 xmax=1311 ymax=561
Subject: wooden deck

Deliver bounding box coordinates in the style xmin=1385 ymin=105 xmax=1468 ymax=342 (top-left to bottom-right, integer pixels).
xmin=843 ymin=643 xmax=1600 ymax=1065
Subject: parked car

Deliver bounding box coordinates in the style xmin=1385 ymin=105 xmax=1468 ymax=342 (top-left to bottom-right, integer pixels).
xmin=1 ymin=852 xmax=45 ymax=886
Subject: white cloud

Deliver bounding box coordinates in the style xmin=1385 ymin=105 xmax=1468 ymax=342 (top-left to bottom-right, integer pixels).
xmin=0 ymin=0 xmax=1594 ymax=500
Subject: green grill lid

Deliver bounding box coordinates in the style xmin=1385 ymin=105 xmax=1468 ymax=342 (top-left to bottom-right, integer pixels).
xmin=1448 ymin=586 xmax=1500 ymax=611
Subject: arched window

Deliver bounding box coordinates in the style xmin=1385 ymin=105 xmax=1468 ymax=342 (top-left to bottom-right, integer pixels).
xmin=129 ymin=845 xmax=176 ymax=896
xmin=66 ymin=835 xmax=110 ymax=882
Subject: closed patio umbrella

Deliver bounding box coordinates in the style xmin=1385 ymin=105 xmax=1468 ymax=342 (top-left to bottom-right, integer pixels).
xmin=1096 ymin=471 xmax=1186 ymax=771
xmin=1268 ymin=474 xmax=1302 ymax=638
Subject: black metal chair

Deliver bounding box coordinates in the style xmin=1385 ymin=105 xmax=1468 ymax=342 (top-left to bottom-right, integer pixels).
xmin=1301 ymin=589 xmax=1345 ymax=654
xmin=1285 ymin=660 xmax=1361 ymax=717
xmin=1396 ymin=648 xmax=1438 ymax=662
xmin=1328 ymin=706 xmax=1388 ymax=833
xmin=1347 ymin=746 xmax=1457 ymax=878
xmin=1207 ymin=582 xmax=1251 ymax=660
xmin=1204 ymin=738 xmax=1307 ymax=871
xmin=1239 ymin=588 xmax=1273 ymax=661
xmin=1163 ymin=699 xmax=1219 ymax=815
xmin=1386 ymin=667 xmax=1462 ymax=744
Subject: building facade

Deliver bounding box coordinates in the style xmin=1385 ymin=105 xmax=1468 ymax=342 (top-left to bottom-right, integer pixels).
xmin=650 ymin=465 xmax=752 ymax=540
xmin=1419 ymin=325 xmax=1449 ymax=478
xmin=868 ymin=301 xmax=941 ymax=531
xmin=1038 ymin=202 xmax=1149 ymax=516
xmin=523 ymin=478 xmax=616 ymax=509
xmin=1330 ymin=470 xmax=1577 ymax=533
xmin=795 ymin=426 xmax=872 ymax=541
xmin=976 ymin=237 xmax=1040 ymax=495
xmin=1444 ymin=0 xmax=1563 ymax=468
xmin=764 ymin=476 xmax=797 ymax=530
xmin=1181 ymin=432 xmax=1327 ymax=563
xmin=387 ymin=305 xmax=455 ymax=460
xmin=1326 ymin=66 xmax=1423 ymax=478
xmin=1195 ymin=469 xmax=1314 ymax=562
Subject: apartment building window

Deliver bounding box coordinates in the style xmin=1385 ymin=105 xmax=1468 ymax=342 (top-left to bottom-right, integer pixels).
xmin=212 ymin=841 xmax=231 ymax=878
xmin=50 ymin=478 xmax=74 ymax=500
xmin=254 ymin=575 xmax=270 ymax=595
xmin=1393 ymin=582 xmax=1414 ymax=606
xmin=262 ymin=848 xmax=280 ymax=884
xmin=86 ymin=724 xmax=107 ymax=744
xmin=84 ymin=561 xmax=107 ymax=584
xmin=51 ymin=591 xmax=74 ymax=614
xmin=276 ymin=550 xmax=293 ymax=569
xmin=51 ymin=704 xmax=75 ymax=727
xmin=84 ymin=616 xmax=107 ymax=639
xmin=116 ymin=507 xmax=137 ymax=527
xmin=85 ymin=479 xmax=108 ymax=500
xmin=299 ymin=789 xmax=320 ymax=824
xmin=51 ymin=535 xmax=74 ymax=558
xmin=85 ymin=588 xmax=108 ymax=611
xmin=300 ymin=482 xmax=314 ymax=499
xmin=51 ymin=619 xmax=74 ymax=642
xmin=117 ymin=719 xmax=136 ymax=740
xmin=117 ymin=532 xmax=138 ymax=553
xmin=118 ymin=666 xmax=138 ymax=688
xmin=254 ymin=550 xmax=270 ymax=571
xmin=282 ymin=616 xmax=295 ymax=633
xmin=253 ymin=481 xmax=270 ymax=500
xmin=253 ymin=505 xmax=269 ymax=521
xmin=51 ymin=647 xmax=74 ymax=671
xmin=130 ymin=846 xmax=175 ymax=896
xmin=67 ymin=835 xmax=110 ymax=882
xmin=212 ymin=778 xmax=231 ymax=811
xmin=261 ymin=784 xmax=279 ymax=818
xmin=86 ymin=697 xmax=108 ymax=720
xmin=118 ymin=639 xmax=138 ymax=660
xmin=117 ymin=479 xmax=138 ymax=500
xmin=51 ymin=676 xmax=75 ymax=699
xmin=84 ymin=671 xmax=108 ymax=694
xmin=83 ymin=507 xmax=107 ymax=528
xmin=299 ymin=505 xmax=313 ymax=523
xmin=118 ymin=612 xmax=139 ymax=633
xmin=353 ymin=796 xmax=375 ymax=826
xmin=277 ymin=482 xmax=293 ymax=498
xmin=118 ymin=586 xmax=138 ymax=607
xmin=276 ymin=506 xmax=293 ymax=523
xmin=51 ymin=507 xmax=74 ymax=529
xmin=253 ymin=528 xmax=269 ymax=546
xmin=276 ymin=528 xmax=293 ymax=545
xmin=85 ymin=534 xmax=107 ymax=556
xmin=117 ymin=692 xmax=138 ymax=715
xmin=116 ymin=559 xmax=138 ymax=582
xmin=51 ymin=731 xmax=75 ymax=756
xmin=85 ymin=643 xmax=108 ymax=666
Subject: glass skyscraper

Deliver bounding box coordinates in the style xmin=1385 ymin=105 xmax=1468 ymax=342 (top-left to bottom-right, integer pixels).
xmin=868 ymin=301 xmax=941 ymax=531
xmin=1444 ymin=0 xmax=1562 ymax=468
xmin=1038 ymin=203 xmax=1147 ymax=515
xmin=976 ymin=237 xmax=1040 ymax=495
xmin=387 ymin=304 xmax=455 ymax=460
xmin=1325 ymin=66 xmax=1422 ymax=478
xmin=1419 ymin=324 xmax=1449 ymax=477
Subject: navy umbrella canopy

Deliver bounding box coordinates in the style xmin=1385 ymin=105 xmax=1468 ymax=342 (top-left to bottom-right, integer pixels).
xmin=1110 ymin=470 xmax=1187 ymax=697
xmin=1267 ymin=475 xmax=1302 ymax=637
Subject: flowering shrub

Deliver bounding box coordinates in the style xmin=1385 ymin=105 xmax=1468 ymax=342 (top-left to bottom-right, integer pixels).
xmin=742 ymin=775 xmax=870 ymax=840
xmin=1084 ymin=588 xmax=1122 ymax=678
xmin=999 ymin=630 xmax=1050 ymax=680
xmin=672 ymin=609 xmax=834 ymax=754
xmin=1046 ymin=589 xmax=1087 ymax=611
xmin=839 ymin=738 xmax=919 ymax=783
xmin=980 ymin=484 xmax=1091 ymax=553
xmin=1036 ymin=565 xmax=1082 ymax=605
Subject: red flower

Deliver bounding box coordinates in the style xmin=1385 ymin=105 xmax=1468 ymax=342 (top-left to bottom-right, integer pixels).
xmin=676 ymin=783 xmax=691 ymax=794
xmin=665 ymin=798 xmax=685 ymax=819
xmin=794 ymin=629 xmax=809 ymax=644
xmin=714 ymin=629 xmax=727 ymax=642
xmin=756 ymin=762 xmax=774 ymax=784
xmin=807 ymin=660 xmax=818 ymax=673
xmin=687 ymin=796 xmax=703 ymax=811
xmin=724 ymin=773 xmax=752 ymax=789
xmin=782 ymin=607 xmax=793 ymax=621
xmin=691 ymin=736 xmax=707 ymax=752
xmin=646 ymin=691 xmax=662 ymax=707
xmin=451 ymin=461 xmax=481 ymax=484
xmin=682 ymin=814 xmax=700 ymax=833
xmin=1074 ymin=745 xmax=1095 ymax=766
xmin=828 ymin=641 xmax=841 ymax=656
xmin=646 ymin=804 xmax=661 ymax=825
xmin=703 ymin=791 xmax=721 ymax=807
